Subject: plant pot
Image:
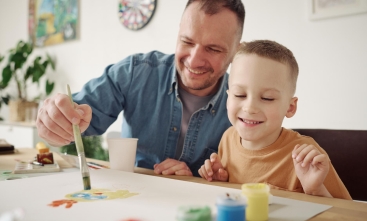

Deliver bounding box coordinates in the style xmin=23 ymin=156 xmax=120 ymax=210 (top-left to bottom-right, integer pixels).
xmin=8 ymin=100 xmax=38 ymax=122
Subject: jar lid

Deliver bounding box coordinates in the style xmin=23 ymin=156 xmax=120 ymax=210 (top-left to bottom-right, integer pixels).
xmin=216 ymin=193 xmax=246 ymax=207
xmin=241 ymin=183 xmax=270 ymax=195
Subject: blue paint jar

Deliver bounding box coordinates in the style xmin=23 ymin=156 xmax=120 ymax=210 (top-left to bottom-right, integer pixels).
xmin=216 ymin=193 xmax=246 ymax=221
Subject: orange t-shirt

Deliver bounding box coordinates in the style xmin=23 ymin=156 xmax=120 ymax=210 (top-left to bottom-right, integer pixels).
xmin=219 ymin=127 xmax=352 ymax=200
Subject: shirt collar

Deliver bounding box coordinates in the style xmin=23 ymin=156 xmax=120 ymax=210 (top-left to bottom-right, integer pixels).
xmin=169 ymin=65 xmax=228 ymax=111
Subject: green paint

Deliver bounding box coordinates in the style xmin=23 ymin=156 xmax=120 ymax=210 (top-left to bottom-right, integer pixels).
xmin=83 ymin=176 xmax=91 ymax=190
xmin=176 ymin=206 xmax=211 ymax=221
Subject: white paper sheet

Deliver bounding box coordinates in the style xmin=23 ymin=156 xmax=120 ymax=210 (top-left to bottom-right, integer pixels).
xmin=0 ymin=169 xmax=331 ymax=221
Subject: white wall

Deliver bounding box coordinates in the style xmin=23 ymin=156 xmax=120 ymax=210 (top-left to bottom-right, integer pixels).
xmin=1 ymin=0 xmax=366 ymax=134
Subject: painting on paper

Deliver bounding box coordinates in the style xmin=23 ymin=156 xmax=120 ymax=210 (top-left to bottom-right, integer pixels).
xmin=29 ymin=0 xmax=79 ymax=47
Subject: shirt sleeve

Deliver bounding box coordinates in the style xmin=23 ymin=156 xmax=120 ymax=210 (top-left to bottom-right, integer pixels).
xmin=72 ymin=55 xmax=135 ymax=136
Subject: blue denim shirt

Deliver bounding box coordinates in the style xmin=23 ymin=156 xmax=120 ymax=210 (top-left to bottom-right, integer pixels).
xmin=73 ymin=51 xmax=232 ymax=176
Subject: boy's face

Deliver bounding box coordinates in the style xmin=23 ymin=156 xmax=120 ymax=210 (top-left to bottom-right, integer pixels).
xmin=227 ymin=54 xmax=298 ymax=147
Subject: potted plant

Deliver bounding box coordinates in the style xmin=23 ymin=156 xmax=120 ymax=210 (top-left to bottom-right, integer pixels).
xmin=0 ymin=40 xmax=56 ymax=122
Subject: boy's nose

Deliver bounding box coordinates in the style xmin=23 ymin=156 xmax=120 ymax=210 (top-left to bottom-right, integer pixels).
xmin=242 ymin=99 xmax=259 ymax=114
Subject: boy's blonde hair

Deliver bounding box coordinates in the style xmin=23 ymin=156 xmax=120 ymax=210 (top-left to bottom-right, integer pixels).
xmin=235 ymin=40 xmax=299 ymax=95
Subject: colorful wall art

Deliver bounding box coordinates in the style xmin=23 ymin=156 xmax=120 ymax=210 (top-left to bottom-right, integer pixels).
xmin=28 ymin=0 xmax=79 ymax=47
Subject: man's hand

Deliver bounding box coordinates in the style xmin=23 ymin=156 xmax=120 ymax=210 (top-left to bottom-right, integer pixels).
xmin=198 ymin=153 xmax=228 ymax=182
xmin=153 ymin=158 xmax=192 ymax=176
xmin=292 ymin=144 xmax=332 ymax=197
xmin=36 ymin=93 xmax=92 ymax=147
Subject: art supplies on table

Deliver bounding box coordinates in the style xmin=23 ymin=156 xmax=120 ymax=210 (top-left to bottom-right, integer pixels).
xmin=216 ymin=193 xmax=246 ymax=221
xmin=0 ymin=169 xmax=332 ymax=221
xmin=12 ymin=142 xmax=60 ymax=174
xmin=0 ymin=139 xmax=15 ymax=154
xmin=14 ymin=161 xmax=61 ymax=174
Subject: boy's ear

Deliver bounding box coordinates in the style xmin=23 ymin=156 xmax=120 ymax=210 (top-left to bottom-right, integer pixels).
xmin=286 ymin=97 xmax=298 ymax=118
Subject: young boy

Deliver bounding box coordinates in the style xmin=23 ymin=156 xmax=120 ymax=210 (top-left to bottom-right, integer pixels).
xmin=198 ymin=40 xmax=351 ymax=200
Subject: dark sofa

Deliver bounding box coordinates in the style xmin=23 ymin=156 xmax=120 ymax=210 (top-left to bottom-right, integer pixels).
xmin=293 ymin=129 xmax=367 ymax=201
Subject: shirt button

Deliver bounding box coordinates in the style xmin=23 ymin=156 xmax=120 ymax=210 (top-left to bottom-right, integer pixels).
xmin=211 ymin=110 xmax=216 ymax=114
xmin=177 ymin=98 xmax=181 ymax=102
xmin=173 ymin=127 xmax=177 ymax=131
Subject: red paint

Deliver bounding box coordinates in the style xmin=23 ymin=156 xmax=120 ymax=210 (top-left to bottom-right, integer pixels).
xmin=48 ymin=199 xmax=77 ymax=208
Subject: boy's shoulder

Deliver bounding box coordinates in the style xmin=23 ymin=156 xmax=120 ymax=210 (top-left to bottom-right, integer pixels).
xmin=282 ymin=128 xmax=326 ymax=153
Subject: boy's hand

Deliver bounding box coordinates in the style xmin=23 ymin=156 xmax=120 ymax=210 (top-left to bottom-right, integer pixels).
xmin=292 ymin=144 xmax=331 ymax=196
xmin=198 ymin=153 xmax=228 ymax=182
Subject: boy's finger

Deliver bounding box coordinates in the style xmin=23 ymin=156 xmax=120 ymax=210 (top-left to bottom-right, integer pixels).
xmin=199 ymin=164 xmax=209 ymax=180
xmin=214 ymin=168 xmax=229 ymax=182
xmin=204 ymin=159 xmax=213 ymax=176
xmin=312 ymin=154 xmax=329 ymax=166
xmin=295 ymin=145 xmax=314 ymax=162
xmin=301 ymin=149 xmax=319 ymax=167
xmin=292 ymin=144 xmax=308 ymax=159
xmin=292 ymin=144 xmax=301 ymax=158
xmin=210 ymin=153 xmax=218 ymax=162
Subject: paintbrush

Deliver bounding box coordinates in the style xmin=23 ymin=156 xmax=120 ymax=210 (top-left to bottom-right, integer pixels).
xmin=66 ymin=84 xmax=91 ymax=190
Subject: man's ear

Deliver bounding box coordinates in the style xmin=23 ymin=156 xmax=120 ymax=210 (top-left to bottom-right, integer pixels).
xmin=286 ymin=97 xmax=298 ymax=118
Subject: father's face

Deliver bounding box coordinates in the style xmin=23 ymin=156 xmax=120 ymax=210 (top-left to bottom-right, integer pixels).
xmin=175 ymin=2 xmax=240 ymax=96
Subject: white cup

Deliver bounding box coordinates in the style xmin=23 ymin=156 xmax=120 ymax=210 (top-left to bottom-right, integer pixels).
xmin=107 ymin=138 xmax=138 ymax=172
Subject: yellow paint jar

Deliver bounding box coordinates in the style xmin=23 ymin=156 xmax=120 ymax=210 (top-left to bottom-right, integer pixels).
xmin=241 ymin=183 xmax=269 ymax=221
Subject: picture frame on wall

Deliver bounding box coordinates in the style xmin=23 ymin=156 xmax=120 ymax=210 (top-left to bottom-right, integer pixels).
xmin=308 ymin=0 xmax=367 ymax=20
xmin=28 ymin=0 xmax=79 ymax=47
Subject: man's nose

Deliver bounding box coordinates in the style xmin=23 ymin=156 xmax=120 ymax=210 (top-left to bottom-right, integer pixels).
xmin=187 ymin=46 xmax=206 ymax=68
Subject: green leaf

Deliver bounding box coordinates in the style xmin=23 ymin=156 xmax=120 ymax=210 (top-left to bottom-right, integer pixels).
xmin=2 ymin=95 xmax=10 ymax=105
xmin=46 ymin=80 xmax=54 ymax=96
xmin=32 ymin=69 xmax=42 ymax=83
xmin=0 ymin=54 xmax=4 ymax=63
xmin=2 ymin=65 xmax=12 ymax=86
xmin=32 ymin=57 xmax=46 ymax=83
xmin=11 ymin=51 xmax=27 ymax=70
xmin=42 ymin=60 xmax=49 ymax=70
xmin=25 ymin=67 xmax=33 ymax=81
xmin=0 ymin=81 xmax=5 ymax=90
xmin=16 ymin=41 xmax=25 ymax=51
xmin=26 ymin=42 xmax=33 ymax=54
xmin=46 ymin=54 xmax=55 ymax=70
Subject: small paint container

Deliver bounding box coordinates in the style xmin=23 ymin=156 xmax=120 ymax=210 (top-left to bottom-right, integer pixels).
xmin=176 ymin=205 xmax=212 ymax=221
xmin=241 ymin=183 xmax=270 ymax=221
xmin=216 ymin=193 xmax=246 ymax=221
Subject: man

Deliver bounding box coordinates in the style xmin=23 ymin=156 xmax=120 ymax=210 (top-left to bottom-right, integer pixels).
xmin=36 ymin=0 xmax=245 ymax=177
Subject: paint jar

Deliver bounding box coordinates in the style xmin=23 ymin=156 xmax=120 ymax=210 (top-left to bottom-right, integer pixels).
xmin=176 ymin=205 xmax=211 ymax=221
xmin=241 ymin=183 xmax=270 ymax=221
xmin=216 ymin=193 xmax=246 ymax=221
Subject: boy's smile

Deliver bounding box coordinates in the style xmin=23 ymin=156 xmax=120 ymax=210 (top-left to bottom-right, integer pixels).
xmin=227 ymin=54 xmax=298 ymax=150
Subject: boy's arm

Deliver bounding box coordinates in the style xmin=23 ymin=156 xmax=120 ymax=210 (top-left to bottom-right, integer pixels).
xmin=292 ymin=144 xmax=332 ymax=198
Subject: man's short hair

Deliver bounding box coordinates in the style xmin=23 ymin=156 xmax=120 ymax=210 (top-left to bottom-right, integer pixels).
xmin=185 ymin=0 xmax=245 ymax=39
xmin=235 ymin=40 xmax=299 ymax=95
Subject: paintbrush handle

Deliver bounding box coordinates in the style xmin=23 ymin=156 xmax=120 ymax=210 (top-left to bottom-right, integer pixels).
xmin=66 ymin=84 xmax=91 ymax=190
xmin=66 ymin=84 xmax=85 ymax=154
